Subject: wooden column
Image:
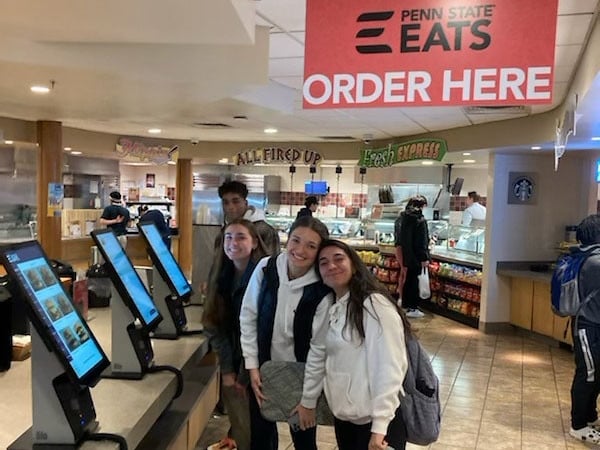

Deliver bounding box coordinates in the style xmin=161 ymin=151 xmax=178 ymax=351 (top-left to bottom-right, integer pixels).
xmin=37 ymin=121 xmax=63 ymax=259
xmin=176 ymin=158 xmax=193 ymax=277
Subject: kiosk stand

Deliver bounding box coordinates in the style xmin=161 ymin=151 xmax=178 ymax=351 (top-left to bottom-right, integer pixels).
xmin=149 ymin=266 xmax=186 ymax=339
xmin=30 ymin=327 xmax=97 ymax=448
xmin=103 ymin=285 xmax=154 ymax=380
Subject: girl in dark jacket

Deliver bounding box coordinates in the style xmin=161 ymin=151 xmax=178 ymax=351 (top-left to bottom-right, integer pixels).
xmin=203 ymin=219 xmax=269 ymax=450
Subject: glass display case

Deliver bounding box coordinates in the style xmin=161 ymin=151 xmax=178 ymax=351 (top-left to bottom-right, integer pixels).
xmin=265 ymin=216 xmax=362 ymax=239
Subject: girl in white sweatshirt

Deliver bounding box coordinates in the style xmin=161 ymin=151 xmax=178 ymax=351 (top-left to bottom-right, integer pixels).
xmin=311 ymin=239 xmax=410 ymax=450
xmin=240 ymin=216 xmax=331 ymax=450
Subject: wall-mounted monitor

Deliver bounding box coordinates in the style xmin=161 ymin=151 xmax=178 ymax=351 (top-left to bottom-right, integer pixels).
xmin=451 ymin=177 xmax=464 ymax=196
xmin=91 ymin=230 xmax=162 ymax=331
xmin=304 ymin=180 xmax=328 ymax=195
xmin=0 ymin=241 xmax=109 ymax=386
xmin=137 ymin=221 xmax=192 ymax=299
xmin=596 ymin=159 xmax=600 ymax=183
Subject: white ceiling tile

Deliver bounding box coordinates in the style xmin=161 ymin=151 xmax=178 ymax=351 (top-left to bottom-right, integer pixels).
xmin=256 ymin=0 xmax=306 ymax=32
xmin=269 ymin=57 xmax=304 ymax=77
xmin=554 ymin=44 xmax=582 ymax=67
xmin=556 ymin=14 xmax=593 ymax=45
xmin=271 ymin=76 xmax=303 ymax=90
xmin=269 ymin=32 xmax=304 ymax=58
xmin=558 ymin=0 xmax=598 ymax=15
xmin=554 ymin=64 xmax=574 ymax=83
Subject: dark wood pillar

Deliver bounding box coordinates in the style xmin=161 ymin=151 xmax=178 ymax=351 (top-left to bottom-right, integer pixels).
xmin=37 ymin=121 xmax=63 ymax=259
xmin=176 ymin=158 xmax=193 ymax=277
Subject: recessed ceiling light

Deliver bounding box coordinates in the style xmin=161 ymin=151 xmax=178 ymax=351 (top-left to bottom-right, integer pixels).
xmin=63 ymin=147 xmax=72 ymax=151
xmin=421 ymin=161 xmax=434 ymax=165
xmin=70 ymin=151 xmax=82 ymax=155
xmin=167 ymin=160 xmax=176 ymax=165
xmin=30 ymin=85 xmax=50 ymax=94
xmin=4 ymin=140 xmax=13 ymax=145
xmin=463 ymin=159 xmax=476 ymax=163
xmin=531 ymin=146 xmax=542 ymax=150
xmin=218 ymin=158 xmax=229 ymax=164
xmin=592 ymin=137 xmax=600 ymax=141
xmin=148 ymin=128 xmax=162 ymax=134
xmin=264 ymin=127 xmax=278 ymax=134
xmin=462 ymin=152 xmax=471 ymax=156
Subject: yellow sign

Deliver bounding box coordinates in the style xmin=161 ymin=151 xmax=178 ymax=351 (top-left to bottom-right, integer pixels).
xmin=234 ymin=147 xmax=323 ymax=166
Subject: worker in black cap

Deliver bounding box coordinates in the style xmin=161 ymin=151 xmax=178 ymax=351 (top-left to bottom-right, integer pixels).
xmin=296 ymin=196 xmax=319 ymax=218
xmin=100 ymin=191 xmax=130 ymax=247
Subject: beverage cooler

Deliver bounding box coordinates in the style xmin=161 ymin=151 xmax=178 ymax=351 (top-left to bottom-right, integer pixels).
xmin=191 ymin=173 xmax=280 ymax=302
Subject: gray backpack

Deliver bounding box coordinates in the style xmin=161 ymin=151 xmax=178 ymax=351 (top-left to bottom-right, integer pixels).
xmin=387 ymin=334 xmax=441 ymax=447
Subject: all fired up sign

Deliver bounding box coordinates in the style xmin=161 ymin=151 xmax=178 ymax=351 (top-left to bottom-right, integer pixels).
xmin=303 ymin=0 xmax=558 ymax=108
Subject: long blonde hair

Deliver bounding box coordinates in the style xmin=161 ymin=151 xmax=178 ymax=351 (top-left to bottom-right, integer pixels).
xmin=203 ymin=219 xmax=269 ymax=329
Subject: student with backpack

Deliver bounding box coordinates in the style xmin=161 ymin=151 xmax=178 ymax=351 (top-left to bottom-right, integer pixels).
xmin=239 ymin=216 xmax=331 ymax=450
xmin=562 ymin=215 xmax=600 ymax=444
xmin=310 ymin=239 xmax=415 ymax=450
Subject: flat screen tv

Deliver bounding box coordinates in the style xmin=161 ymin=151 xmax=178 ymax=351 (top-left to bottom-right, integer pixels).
xmin=137 ymin=221 xmax=192 ymax=299
xmin=0 ymin=241 xmax=109 ymax=386
xmin=304 ymin=180 xmax=328 ymax=195
xmin=91 ymin=230 xmax=162 ymax=331
xmin=451 ymin=177 xmax=464 ymax=196
xmin=596 ymin=159 xmax=600 ymax=183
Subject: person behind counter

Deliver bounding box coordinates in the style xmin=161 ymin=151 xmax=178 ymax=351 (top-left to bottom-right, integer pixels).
xmin=139 ymin=205 xmax=171 ymax=249
xmin=100 ymin=191 xmax=130 ymax=247
xmin=461 ymin=191 xmax=486 ymax=227
xmin=394 ymin=195 xmax=430 ymax=319
xmin=296 ymin=196 xmax=319 ymax=219
xmin=311 ymin=239 xmax=409 ymax=450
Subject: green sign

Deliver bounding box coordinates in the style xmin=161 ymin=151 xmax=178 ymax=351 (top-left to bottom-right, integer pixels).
xmin=358 ymin=139 xmax=447 ymax=168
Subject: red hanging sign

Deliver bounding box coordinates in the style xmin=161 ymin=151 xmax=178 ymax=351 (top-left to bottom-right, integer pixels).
xmin=303 ymin=0 xmax=558 ymax=108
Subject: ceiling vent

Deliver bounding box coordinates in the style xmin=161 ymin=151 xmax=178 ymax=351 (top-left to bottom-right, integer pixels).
xmin=192 ymin=122 xmax=232 ymax=129
xmin=318 ymin=136 xmax=358 ymax=141
xmin=463 ymin=105 xmax=530 ymax=115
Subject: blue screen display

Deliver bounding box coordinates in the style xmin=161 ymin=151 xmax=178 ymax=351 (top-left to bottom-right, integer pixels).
xmin=139 ymin=222 xmax=191 ymax=298
xmin=304 ymin=180 xmax=328 ymax=195
xmin=3 ymin=243 xmax=106 ymax=381
xmin=94 ymin=232 xmax=160 ymax=327
xmin=596 ymin=159 xmax=600 ymax=183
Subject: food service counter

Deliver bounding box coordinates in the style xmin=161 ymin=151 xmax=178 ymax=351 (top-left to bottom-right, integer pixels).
xmin=2 ymin=307 xmax=218 ymax=450
xmin=497 ymin=261 xmax=571 ymax=345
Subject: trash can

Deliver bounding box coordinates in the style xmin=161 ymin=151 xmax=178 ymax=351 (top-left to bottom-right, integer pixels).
xmin=86 ymin=263 xmax=112 ymax=308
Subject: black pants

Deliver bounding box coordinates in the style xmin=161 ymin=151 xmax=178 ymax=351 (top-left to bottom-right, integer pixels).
xmin=402 ymin=266 xmax=420 ymax=310
xmin=571 ymin=318 xmax=600 ymax=429
xmin=334 ymin=418 xmax=406 ymax=450
xmin=248 ymin=387 xmax=317 ymax=450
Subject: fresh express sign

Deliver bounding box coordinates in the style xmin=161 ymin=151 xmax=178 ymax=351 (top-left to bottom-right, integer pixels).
xmin=303 ymin=0 xmax=558 ymax=108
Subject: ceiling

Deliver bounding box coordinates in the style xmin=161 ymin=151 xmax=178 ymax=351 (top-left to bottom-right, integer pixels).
xmin=0 ymin=0 xmax=598 ymax=155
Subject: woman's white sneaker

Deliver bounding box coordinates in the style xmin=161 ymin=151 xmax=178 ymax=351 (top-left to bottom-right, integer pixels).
xmin=570 ymin=426 xmax=600 ymax=444
xmin=406 ymin=309 xmax=425 ymax=318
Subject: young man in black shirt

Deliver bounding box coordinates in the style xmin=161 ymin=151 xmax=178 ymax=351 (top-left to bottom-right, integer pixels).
xmin=100 ymin=191 xmax=130 ymax=247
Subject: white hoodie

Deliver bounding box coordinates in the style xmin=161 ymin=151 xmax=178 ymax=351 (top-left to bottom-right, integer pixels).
xmin=239 ymin=252 xmax=331 ymax=407
xmin=303 ymin=292 xmax=407 ymax=435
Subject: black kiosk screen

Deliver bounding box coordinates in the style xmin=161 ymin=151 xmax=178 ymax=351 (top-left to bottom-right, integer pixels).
xmin=92 ymin=230 xmax=161 ymax=329
xmin=0 ymin=241 xmax=109 ymax=384
xmin=138 ymin=222 xmax=192 ymax=298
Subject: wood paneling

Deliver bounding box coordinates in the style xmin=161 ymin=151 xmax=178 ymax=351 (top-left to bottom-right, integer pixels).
xmin=510 ymin=278 xmax=533 ymax=330
xmin=176 ymin=159 xmax=193 ymax=277
xmin=532 ymin=281 xmax=554 ymax=336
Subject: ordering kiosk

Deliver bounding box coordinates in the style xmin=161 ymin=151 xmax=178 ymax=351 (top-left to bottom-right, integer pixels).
xmin=91 ymin=229 xmax=163 ymax=380
xmin=137 ymin=221 xmax=198 ymax=339
xmin=0 ymin=241 xmax=110 ymax=448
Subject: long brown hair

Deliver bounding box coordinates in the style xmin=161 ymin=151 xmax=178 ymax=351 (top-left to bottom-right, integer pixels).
xmin=203 ymin=219 xmax=269 ymax=329
xmin=317 ymin=239 xmax=411 ymax=341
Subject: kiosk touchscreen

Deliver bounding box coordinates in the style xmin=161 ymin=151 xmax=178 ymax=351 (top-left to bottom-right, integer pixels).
xmin=91 ymin=229 xmax=162 ymax=378
xmin=0 ymin=240 xmax=110 ymax=446
xmin=137 ymin=221 xmax=191 ymax=337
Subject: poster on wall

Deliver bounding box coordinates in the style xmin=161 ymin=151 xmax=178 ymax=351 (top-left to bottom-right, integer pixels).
xmin=47 ymin=183 xmax=64 ymax=217
xmin=146 ymin=173 xmax=156 ymax=188
xmin=303 ymin=0 xmax=558 ymax=108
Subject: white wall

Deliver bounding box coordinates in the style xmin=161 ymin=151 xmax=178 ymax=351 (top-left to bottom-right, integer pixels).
xmin=452 ymin=168 xmax=488 ymax=196
xmin=481 ymin=152 xmax=596 ymax=325
xmin=119 ymin=164 xmax=177 ymax=198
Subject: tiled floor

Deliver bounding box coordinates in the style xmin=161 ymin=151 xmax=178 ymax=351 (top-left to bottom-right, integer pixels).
xmin=196 ymin=313 xmax=592 ymax=450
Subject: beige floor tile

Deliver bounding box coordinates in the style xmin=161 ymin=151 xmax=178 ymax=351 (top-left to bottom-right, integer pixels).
xmin=443 ymin=405 xmax=484 ymax=420
xmin=522 ymin=414 xmax=564 ymax=431
xmin=482 ymin=399 xmax=522 ymax=412
xmin=435 ymin=430 xmax=478 ymax=448
xmin=430 ymin=443 xmax=476 ymax=449
xmin=522 ymin=428 xmax=568 ymax=445
xmin=480 ymin=410 xmax=522 ymax=428
xmin=316 ymin=425 xmax=337 ymax=445
xmin=445 ymin=394 xmax=486 ymax=410
xmin=475 ymin=435 xmax=522 ymax=449
xmin=449 ymin=385 xmax=487 ymax=399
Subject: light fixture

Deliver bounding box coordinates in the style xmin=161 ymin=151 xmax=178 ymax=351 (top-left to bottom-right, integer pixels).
xmin=218 ymin=158 xmax=228 ymax=164
xmin=64 ymin=147 xmax=72 ymax=151
xmin=4 ymin=140 xmax=13 ymax=145
xmin=462 ymin=152 xmax=471 ymax=156
xmin=264 ymin=127 xmax=278 ymax=134
xmin=531 ymin=145 xmax=542 ymax=150
xmin=421 ymin=161 xmax=434 ymax=165
xmin=463 ymin=159 xmax=476 ymax=163
xmin=592 ymin=137 xmax=600 ymax=141
xmin=70 ymin=151 xmax=82 ymax=155
xmin=30 ymin=85 xmax=50 ymax=94
xmin=167 ymin=161 xmax=176 ymax=165
xmin=148 ymin=128 xmax=162 ymax=134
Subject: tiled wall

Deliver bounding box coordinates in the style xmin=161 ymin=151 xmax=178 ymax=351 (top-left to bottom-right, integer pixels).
xmin=449 ymin=196 xmax=487 ymax=211
xmin=280 ymin=191 xmax=368 ymax=207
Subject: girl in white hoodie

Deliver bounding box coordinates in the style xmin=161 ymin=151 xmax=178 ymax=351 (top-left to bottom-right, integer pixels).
xmin=240 ymin=216 xmax=331 ymax=450
xmin=312 ymin=239 xmax=410 ymax=450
